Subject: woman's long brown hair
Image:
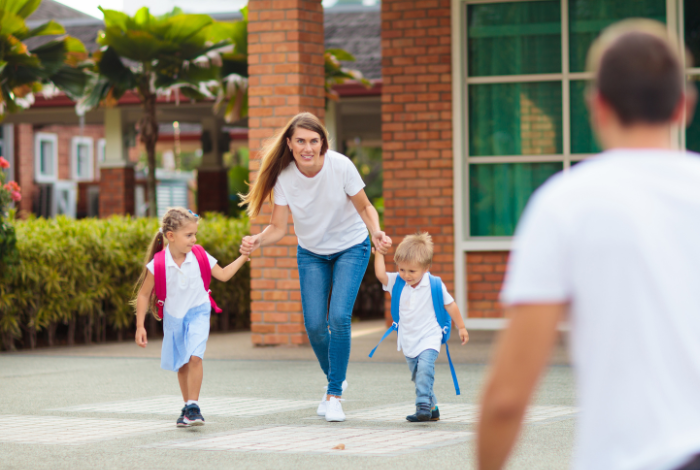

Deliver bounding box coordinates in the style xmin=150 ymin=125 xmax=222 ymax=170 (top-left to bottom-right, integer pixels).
xmin=131 ymin=207 xmax=199 ymax=320
xmin=239 ymin=112 xmax=329 ymax=218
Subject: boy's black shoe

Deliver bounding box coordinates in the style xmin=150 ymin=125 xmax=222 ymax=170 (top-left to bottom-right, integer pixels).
xmin=406 ymin=404 xmax=432 ymax=422
xmin=184 ymin=404 xmax=205 ymax=426
xmin=430 ymin=406 xmax=440 ymax=421
xmin=176 ymin=406 xmax=189 ymax=427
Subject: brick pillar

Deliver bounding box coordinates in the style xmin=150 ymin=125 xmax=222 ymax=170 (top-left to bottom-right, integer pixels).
xmin=247 ymin=0 xmax=325 ymax=346
xmin=99 ymin=167 xmax=135 ymax=217
xmin=381 ymin=0 xmax=453 ymax=323
xmin=14 ymin=124 xmax=34 ymax=216
xmin=100 ymin=108 xmax=135 ymax=217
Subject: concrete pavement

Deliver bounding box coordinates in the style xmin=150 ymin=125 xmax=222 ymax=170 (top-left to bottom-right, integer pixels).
xmin=0 ymin=320 xmax=575 ymax=469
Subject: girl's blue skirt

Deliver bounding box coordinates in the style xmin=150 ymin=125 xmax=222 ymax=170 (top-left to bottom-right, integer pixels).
xmin=161 ymin=302 xmax=211 ymax=372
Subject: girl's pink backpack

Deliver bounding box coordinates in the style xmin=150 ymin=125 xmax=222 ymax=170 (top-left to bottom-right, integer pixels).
xmin=153 ymin=245 xmax=222 ymax=319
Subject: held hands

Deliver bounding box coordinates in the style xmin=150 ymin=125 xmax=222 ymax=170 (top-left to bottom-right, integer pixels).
xmin=240 ymin=235 xmax=261 ymax=257
xmin=135 ymin=326 xmax=148 ymax=348
xmin=371 ymin=231 xmax=392 ymax=255
xmin=458 ymin=327 xmax=469 ymax=345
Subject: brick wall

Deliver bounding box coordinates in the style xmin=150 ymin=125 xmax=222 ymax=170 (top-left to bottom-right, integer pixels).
xmin=381 ymin=0 xmax=453 ymax=321
xmin=13 ymin=124 xmax=105 ymax=217
xmin=466 ymin=251 xmax=508 ymax=318
xmin=247 ymin=0 xmax=325 ymax=346
xmin=14 ymin=124 xmax=34 ymax=215
xmin=99 ymin=167 xmax=135 ymax=217
xmin=39 ymin=125 xmax=104 ymax=182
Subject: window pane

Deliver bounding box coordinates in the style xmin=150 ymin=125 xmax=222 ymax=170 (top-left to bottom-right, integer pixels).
xmin=687 ymin=1 xmax=700 ymax=68
xmin=469 ymin=162 xmax=563 ymax=237
xmin=469 ymin=82 xmax=562 ymax=156
xmin=77 ymin=144 xmax=88 ymax=177
xmin=569 ymin=0 xmax=666 ymax=73
xmin=41 ymin=141 xmax=53 ymax=175
xmin=467 ymin=1 xmax=561 ymax=76
xmin=570 ymin=80 xmax=601 ymax=154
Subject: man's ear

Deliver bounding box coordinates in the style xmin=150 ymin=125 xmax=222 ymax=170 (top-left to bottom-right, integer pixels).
xmin=682 ymin=83 xmax=698 ymax=127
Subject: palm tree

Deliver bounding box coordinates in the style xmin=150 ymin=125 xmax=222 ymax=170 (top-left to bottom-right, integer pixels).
xmin=80 ymin=7 xmax=232 ymax=217
xmin=0 ymin=0 xmax=90 ymax=121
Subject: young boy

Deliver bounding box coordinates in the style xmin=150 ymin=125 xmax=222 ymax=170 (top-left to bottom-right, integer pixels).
xmin=374 ymin=232 xmax=469 ymax=422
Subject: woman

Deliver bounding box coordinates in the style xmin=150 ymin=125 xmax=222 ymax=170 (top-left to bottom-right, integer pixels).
xmin=240 ymin=112 xmax=391 ymax=422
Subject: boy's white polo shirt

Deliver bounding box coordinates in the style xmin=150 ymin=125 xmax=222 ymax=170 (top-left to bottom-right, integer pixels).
xmin=146 ymin=246 xmax=217 ymax=319
xmin=382 ymin=272 xmax=454 ymax=358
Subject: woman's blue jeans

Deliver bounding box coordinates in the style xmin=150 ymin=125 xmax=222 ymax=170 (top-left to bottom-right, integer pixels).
xmin=296 ymin=237 xmax=370 ymax=396
xmin=406 ymin=348 xmax=439 ymax=409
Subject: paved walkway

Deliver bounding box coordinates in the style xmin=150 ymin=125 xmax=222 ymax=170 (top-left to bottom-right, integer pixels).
xmin=0 ymin=320 xmax=575 ymax=469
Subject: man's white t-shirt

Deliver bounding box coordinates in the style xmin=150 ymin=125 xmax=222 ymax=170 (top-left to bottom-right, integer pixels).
xmin=147 ymin=246 xmax=218 ymax=319
xmin=274 ymin=150 xmax=368 ymax=255
xmin=501 ymin=149 xmax=700 ymax=470
xmin=383 ymin=272 xmax=455 ymax=358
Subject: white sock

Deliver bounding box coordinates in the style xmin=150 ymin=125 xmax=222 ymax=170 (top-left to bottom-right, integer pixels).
xmin=186 ymin=400 xmax=198 ymax=406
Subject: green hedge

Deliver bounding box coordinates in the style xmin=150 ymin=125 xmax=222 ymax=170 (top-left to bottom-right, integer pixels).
xmin=0 ymin=214 xmax=250 ymax=351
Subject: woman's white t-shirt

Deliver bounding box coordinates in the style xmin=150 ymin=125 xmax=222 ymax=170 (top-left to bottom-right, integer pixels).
xmin=146 ymin=246 xmax=218 ymax=319
xmin=273 ymin=150 xmax=368 ymax=255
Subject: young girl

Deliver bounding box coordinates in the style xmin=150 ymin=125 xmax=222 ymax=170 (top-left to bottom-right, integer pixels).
xmin=133 ymin=207 xmax=248 ymax=427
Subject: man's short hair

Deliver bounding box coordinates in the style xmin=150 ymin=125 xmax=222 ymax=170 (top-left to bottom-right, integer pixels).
xmin=587 ymin=20 xmax=686 ymax=125
xmin=394 ymin=232 xmax=433 ymax=268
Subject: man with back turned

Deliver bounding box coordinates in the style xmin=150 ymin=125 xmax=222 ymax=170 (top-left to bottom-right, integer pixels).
xmin=477 ymin=20 xmax=700 ymax=470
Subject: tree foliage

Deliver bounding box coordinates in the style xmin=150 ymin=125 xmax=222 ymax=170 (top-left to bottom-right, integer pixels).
xmin=0 ymin=0 xmax=90 ymax=120
xmin=79 ymin=6 xmax=234 ymax=216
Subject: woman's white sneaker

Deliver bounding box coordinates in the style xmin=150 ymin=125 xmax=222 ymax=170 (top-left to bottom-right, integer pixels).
xmin=316 ymin=381 xmax=348 ymax=416
xmin=324 ymin=397 xmax=346 ymax=422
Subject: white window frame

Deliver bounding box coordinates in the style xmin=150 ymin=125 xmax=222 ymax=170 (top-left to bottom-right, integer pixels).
xmin=452 ymin=0 xmax=682 ymax=321
xmin=71 ymin=136 xmax=94 ymax=182
xmin=34 ymin=132 xmax=58 ymax=183
xmin=97 ymin=138 xmax=106 ymax=165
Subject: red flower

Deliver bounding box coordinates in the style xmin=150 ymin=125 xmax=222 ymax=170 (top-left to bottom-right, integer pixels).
xmin=0 ymin=157 xmax=8 ymax=169
xmin=10 ymin=191 xmax=21 ymax=202
xmin=4 ymin=181 xmax=20 ymax=192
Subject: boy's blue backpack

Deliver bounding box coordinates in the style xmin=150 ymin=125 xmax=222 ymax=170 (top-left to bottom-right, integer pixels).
xmin=369 ymin=274 xmax=460 ymax=395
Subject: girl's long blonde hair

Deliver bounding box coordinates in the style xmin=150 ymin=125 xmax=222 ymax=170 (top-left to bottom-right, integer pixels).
xmin=131 ymin=207 xmax=199 ymax=320
xmin=239 ymin=112 xmax=329 ymax=217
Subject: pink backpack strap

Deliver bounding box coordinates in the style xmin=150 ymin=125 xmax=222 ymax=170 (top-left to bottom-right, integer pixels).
xmin=153 ymin=250 xmax=167 ymax=319
xmin=191 ymin=245 xmax=222 ymax=314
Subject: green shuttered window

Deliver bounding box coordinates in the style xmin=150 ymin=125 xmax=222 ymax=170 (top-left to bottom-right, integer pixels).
xmin=464 ymin=0 xmax=667 ymax=238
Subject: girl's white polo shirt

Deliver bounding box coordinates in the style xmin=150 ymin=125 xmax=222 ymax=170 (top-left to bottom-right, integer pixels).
xmin=382 ymin=272 xmax=455 ymax=359
xmin=146 ymin=246 xmax=218 ymax=319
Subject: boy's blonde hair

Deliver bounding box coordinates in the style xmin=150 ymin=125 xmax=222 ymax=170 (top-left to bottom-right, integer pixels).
xmin=394 ymin=232 xmax=433 ymax=268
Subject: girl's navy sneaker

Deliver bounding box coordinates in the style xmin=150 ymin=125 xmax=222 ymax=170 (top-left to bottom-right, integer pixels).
xmin=176 ymin=406 xmax=189 ymax=427
xmin=184 ymin=404 xmax=205 ymax=426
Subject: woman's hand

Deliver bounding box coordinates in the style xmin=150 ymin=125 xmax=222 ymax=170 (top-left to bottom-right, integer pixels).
xmin=240 ymin=234 xmax=262 ymax=256
xmin=371 ymin=230 xmax=392 ymax=255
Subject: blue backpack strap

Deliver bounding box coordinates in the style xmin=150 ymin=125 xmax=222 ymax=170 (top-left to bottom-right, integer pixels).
xmin=429 ymin=274 xmax=460 ymax=395
xmin=390 ymin=276 xmax=405 ymax=324
xmin=369 ymin=275 xmax=405 ymax=358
